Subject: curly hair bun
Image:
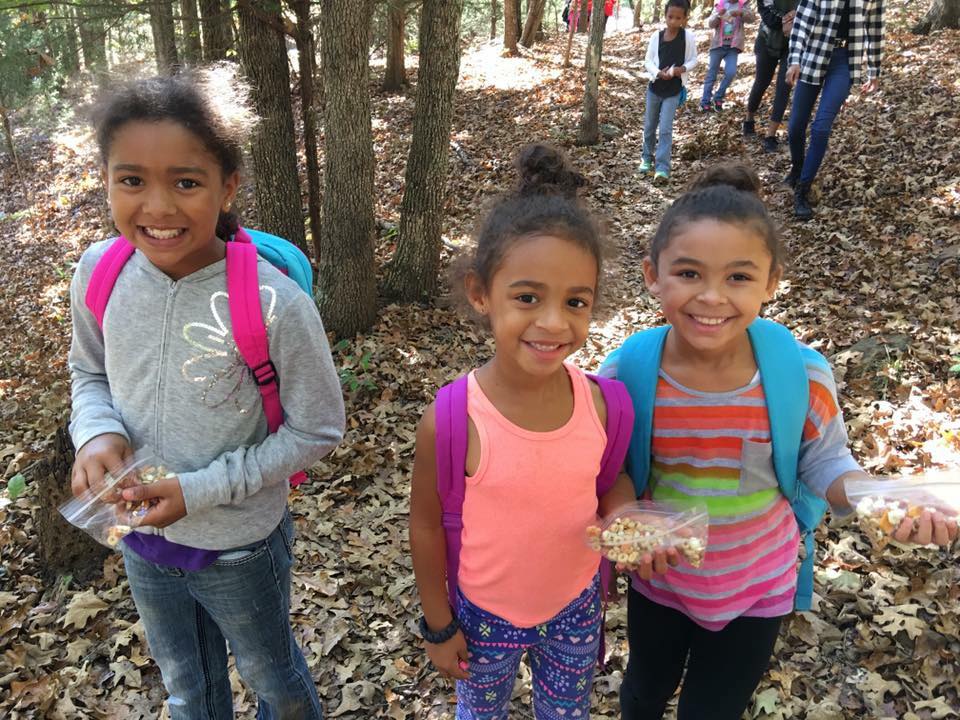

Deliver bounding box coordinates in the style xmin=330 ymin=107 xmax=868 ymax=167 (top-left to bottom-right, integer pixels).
xmin=689 ymin=163 xmax=761 ymax=196
xmin=514 ymin=143 xmax=586 ymax=198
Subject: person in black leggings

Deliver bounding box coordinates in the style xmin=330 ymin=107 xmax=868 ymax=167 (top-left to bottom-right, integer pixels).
xmin=742 ymin=0 xmax=797 ymax=152
xmin=620 ymin=588 xmax=784 ymax=720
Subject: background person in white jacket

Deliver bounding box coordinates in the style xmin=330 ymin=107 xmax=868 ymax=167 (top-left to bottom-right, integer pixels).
xmin=640 ymin=0 xmax=699 ymax=183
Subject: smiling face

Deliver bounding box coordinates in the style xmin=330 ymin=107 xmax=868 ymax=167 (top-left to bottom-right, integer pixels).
xmin=467 ymin=234 xmax=598 ymax=381
xmin=104 ymin=120 xmax=239 ymax=280
xmin=644 ymin=218 xmax=781 ymax=358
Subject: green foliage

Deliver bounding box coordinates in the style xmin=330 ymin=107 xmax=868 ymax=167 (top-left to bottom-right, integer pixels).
xmin=6 ymin=473 xmax=26 ymax=500
xmin=0 ymin=5 xmax=56 ymax=108
xmin=950 ymin=358 xmax=960 ymax=375
xmin=332 ymin=339 xmax=378 ymax=393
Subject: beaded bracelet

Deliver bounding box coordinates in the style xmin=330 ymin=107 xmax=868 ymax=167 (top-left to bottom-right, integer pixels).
xmin=419 ymin=614 xmax=459 ymax=644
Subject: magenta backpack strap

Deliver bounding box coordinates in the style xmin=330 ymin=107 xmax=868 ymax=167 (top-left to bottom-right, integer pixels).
xmin=435 ymin=376 xmax=469 ymax=614
xmin=84 ymin=237 xmax=136 ymax=330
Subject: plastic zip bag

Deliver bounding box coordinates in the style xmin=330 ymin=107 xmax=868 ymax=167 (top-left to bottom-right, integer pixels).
xmin=59 ymin=450 xmax=175 ymax=548
xmin=586 ymin=500 xmax=710 ymax=568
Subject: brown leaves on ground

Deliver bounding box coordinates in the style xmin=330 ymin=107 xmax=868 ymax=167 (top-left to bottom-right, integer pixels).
xmin=1 ymin=3 xmax=959 ymax=718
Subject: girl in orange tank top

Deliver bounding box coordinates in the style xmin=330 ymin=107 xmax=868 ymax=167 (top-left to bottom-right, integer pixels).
xmin=409 ymin=145 xmax=637 ymax=719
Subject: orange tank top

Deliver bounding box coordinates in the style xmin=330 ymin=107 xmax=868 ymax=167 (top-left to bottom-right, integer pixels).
xmin=458 ymin=363 xmax=606 ymax=627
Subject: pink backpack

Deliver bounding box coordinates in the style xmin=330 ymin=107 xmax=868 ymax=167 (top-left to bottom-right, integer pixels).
xmin=434 ymin=373 xmax=634 ymax=663
xmin=84 ymin=227 xmax=308 ymax=486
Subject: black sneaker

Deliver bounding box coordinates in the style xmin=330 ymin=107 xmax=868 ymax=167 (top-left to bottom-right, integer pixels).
xmin=762 ymin=135 xmax=778 ymax=153
xmin=742 ymin=119 xmax=756 ymax=136
xmin=782 ymin=169 xmax=800 ymax=189
xmin=794 ymin=182 xmax=814 ymax=220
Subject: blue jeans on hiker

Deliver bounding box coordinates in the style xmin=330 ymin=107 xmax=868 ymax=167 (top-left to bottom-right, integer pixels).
xmin=121 ymin=513 xmax=323 ymax=720
xmin=643 ymin=86 xmax=681 ymax=175
xmin=788 ymin=47 xmax=852 ymax=185
xmin=702 ymin=46 xmax=740 ymax=106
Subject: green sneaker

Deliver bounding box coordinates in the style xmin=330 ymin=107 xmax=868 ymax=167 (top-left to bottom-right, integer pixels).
xmin=638 ymin=159 xmax=654 ymax=175
xmin=653 ymin=170 xmax=670 ymax=184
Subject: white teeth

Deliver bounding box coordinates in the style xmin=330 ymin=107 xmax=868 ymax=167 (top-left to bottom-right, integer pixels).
xmin=143 ymin=227 xmax=182 ymax=240
xmin=528 ymin=342 xmax=561 ymax=351
xmin=692 ymin=316 xmax=727 ymax=326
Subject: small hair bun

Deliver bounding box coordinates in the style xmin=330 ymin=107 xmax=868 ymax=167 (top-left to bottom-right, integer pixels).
xmin=689 ymin=163 xmax=761 ymax=196
xmin=514 ymin=143 xmax=586 ymax=198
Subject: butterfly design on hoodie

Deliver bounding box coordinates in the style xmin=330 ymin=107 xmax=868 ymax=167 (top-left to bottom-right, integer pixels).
xmin=180 ymin=286 xmax=278 ymax=414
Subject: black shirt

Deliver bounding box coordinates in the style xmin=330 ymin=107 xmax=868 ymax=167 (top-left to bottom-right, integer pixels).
xmin=651 ymin=30 xmax=685 ymax=98
xmin=836 ymin=0 xmax=851 ymax=42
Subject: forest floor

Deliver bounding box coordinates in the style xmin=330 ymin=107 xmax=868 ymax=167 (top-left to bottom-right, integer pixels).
xmin=1 ymin=3 xmax=960 ymax=718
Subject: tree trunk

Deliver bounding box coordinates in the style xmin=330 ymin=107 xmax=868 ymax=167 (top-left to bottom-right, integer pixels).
xmin=236 ymin=0 xmax=308 ymax=254
xmin=318 ymin=0 xmax=378 ymax=337
xmin=576 ymin=0 xmax=590 ymax=31
xmin=577 ymin=0 xmax=606 ymax=145
xmin=78 ymin=6 xmax=108 ymax=73
xmin=61 ymin=5 xmax=81 ymax=74
xmin=290 ymin=0 xmax=322 ymax=263
xmin=653 ymin=0 xmax=661 ymax=22
xmin=180 ymin=0 xmax=203 ymax=64
xmin=382 ymin=1 xmax=408 ymax=91
xmin=383 ymin=0 xmax=464 ymax=301
xmin=913 ymin=0 xmax=960 ymax=32
xmin=0 ymin=103 xmax=24 ymax=182
xmin=633 ymin=0 xmax=643 ymax=26
xmin=490 ymin=0 xmax=498 ymax=38
xmin=563 ymin=0 xmax=581 ymax=66
xmin=150 ymin=0 xmax=180 ymax=74
xmin=34 ymin=425 xmax=110 ymax=581
xmin=199 ymin=0 xmax=233 ymax=60
xmin=504 ymin=0 xmax=520 ymax=54
xmin=520 ymin=0 xmax=547 ymax=46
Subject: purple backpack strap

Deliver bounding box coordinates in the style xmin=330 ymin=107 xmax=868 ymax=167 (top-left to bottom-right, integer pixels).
xmin=84 ymin=237 xmax=136 ymax=330
xmin=434 ymin=376 xmax=469 ymax=614
xmin=226 ymin=230 xmax=307 ymax=487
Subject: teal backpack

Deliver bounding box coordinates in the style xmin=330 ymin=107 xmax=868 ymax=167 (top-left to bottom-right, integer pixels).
xmin=612 ymin=318 xmax=831 ymax=611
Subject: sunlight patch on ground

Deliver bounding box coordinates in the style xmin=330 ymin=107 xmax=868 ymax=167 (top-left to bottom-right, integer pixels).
xmin=459 ymin=40 xmax=564 ymax=91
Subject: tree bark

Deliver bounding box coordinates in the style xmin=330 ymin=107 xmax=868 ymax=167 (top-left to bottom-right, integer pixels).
xmin=318 ymin=0 xmax=378 ymax=337
xmin=150 ymin=0 xmax=180 ymax=74
xmin=633 ymin=0 xmax=643 ymax=26
xmin=78 ymin=6 xmax=108 ymax=73
xmin=0 ymin=103 xmax=24 ymax=182
xmin=199 ymin=0 xmax=233 ymax=60
xmin=236 ymin=0 xmax=308 ymax=254
xmin=503 ymin=0 xmax=520 ymax=54
xmin=575 ymin=0 xmax=590 ymax=31
xmin=382 ymin=1 xmax=408 ymax=91
xmin=180 ymin=0 xmax=203 ymax=64
xmin=653 ymin=0 xmax=661 ymax=22
xmin=290 ymin=0 xmax=322 ymax=262
xmin=577 ymin=0 xmax=607 ymax=145
xmin=913 ymin=0 xmax=960 ymax=32
xmin=490 ymin=0 xmax=498 ymax=39
xmin=563 ymin=0 xmax=581 ymax=66
xmin=383 ymin=0 xmax=465 ymax=301
xmin=61 ymin=5 xmax=81 ymax=74
xmin=520 ymin=0 xmax=547 ymax=46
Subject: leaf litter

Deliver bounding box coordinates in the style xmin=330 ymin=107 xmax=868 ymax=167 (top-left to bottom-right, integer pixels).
xmin=1 ymin=3 xmax=959 ymax=718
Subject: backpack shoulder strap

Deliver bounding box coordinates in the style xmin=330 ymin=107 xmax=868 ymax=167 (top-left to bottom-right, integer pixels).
xmin=84 ymin=237 xmax=135 ymax=330
xmin=615 ymin=326 xmax=671 ymax=496
xmin=748 ymin=318 xmax=828 ymax=611
xmin=435 ymin=375 xmax=469 ymax=613
xmin=590 ymin=375 xmax=635 ymax=497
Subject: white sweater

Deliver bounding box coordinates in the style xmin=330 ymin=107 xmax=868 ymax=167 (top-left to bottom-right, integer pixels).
xmin=644 ymin=28 xmax=699 ymax=86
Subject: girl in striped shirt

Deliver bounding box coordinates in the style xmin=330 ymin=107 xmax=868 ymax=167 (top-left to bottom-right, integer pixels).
xmin=600 ymin=164 xmax=956 ymax=720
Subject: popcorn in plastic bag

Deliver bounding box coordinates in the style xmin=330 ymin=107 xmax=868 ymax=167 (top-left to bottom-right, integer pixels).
xmin=59 ymin=450 xmax=176 ymax=548
xmin=586 ymin=500 xmax=709 ymax=568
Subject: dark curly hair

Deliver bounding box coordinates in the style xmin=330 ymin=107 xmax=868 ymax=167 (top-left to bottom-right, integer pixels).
xmin=649 ymin=162 xmax=783 ymax=272
xmin=91 ymin=64 xmax=257 ymax=240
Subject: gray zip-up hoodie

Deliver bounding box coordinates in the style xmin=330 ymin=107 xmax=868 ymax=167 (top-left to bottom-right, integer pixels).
xmin=69 ymin=240 xmax=346 ymax=549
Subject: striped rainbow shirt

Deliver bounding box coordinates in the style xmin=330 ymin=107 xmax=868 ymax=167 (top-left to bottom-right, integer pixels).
xmin=602 ymin=354 xmax=861 ymax=631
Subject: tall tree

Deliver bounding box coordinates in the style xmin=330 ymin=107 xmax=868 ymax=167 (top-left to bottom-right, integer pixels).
xmin=318 ymin=0 xmax=378 ymax=336
xmin=199 ymin=0 xmax=233 ymax=60
xmin=180 ymin=0 xmax=203 ymax=64
xmin=576 ymin=0 xmax=606 ymax=145
xmin=503 ymin=0 xmax=519 ymax=54
xmin=236 ymin=0 xmax=307 ymax=253
xmin=633 ymin=0 xmax=644 ymax=26
xmin=78 ymin=5 xmax=107 ymax=73
xmin=382 ymin=0 xmax=408 ymax=91
xmin=520 ymin=0 xmax=547 ymax=46
xmin=383 ymin=0 xmax=464 ymax=300
xmin=288 ymin=0 xmax=322 ymax=260
xmin=150 ymin=0 xmax=180 ymax=74
xmin=490 ymin=0 xmax=498 ymax=39
xmin=914 ymin=0 xmax=960 ymax=32
xmin=60 ymin=5 xmax=81 ymax=74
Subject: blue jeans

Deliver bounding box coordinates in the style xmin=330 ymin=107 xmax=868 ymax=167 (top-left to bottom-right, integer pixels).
xmin=122 ymin=513 xmax=322 ymax=720
xmin=788 ymin=47 xmax=852 ymax=184
xmin=643 ymin=86 xmax=681 ymax=174
xmin=702 ymin=46 xmax=739 ymax=105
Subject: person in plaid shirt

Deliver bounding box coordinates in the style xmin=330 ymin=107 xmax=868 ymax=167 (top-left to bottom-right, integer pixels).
xmin=783 ymin=0 xmax=883 ymax=220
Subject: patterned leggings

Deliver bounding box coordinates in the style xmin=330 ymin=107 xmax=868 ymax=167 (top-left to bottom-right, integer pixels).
xmin=455 ymin=575 xmax=602 ymax=720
